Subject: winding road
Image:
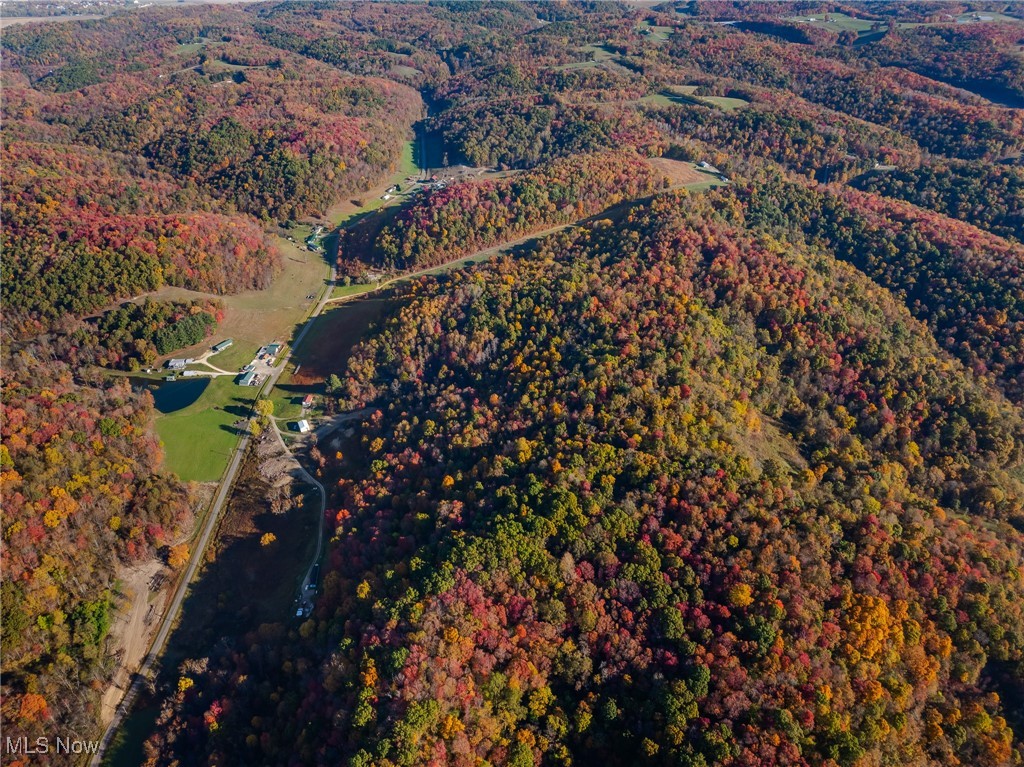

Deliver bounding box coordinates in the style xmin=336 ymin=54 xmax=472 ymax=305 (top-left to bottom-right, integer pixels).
xmin=92 ymin=187 xmax=659 ymax=764
xmin=91 ymin=271 xmax=335 ymax=766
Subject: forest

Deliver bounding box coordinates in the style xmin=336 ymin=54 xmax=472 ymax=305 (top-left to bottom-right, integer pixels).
xmin=3 ymin=1 xmax=1024 ymax=765
xmin=363 ymin=152 xmax=665 ymax=270
xmin=143 ymin=188 xmax=1024 ymax=767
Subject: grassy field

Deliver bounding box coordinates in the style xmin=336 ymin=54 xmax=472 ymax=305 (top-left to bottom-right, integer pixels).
xmin=786 ymin=12 xmax=875 ymax=33
xmin=657 ymin=86 xmax=750 ymax=111
xmin=139 ymin=236 xmax=328 ymax=481
xmin=638 ymin=20 xmax=674 ymax=40
xmin=555 ymin=43 xmax=636 ymax=76
xmin=331 ymin=282 xmax=378 ymax=299
xmin=640 ymin=93 xmax=688 ymax=107
xmin=648 ymin=157 xmax=729 ymax=189
xmin=955 ymin=12 xmax=1020 ymax=23
xmin=701 ymin=95 xmax=749 ymax=111
xmin=391 ymin=64 xmax=422 ymax=78
xmin=154 ymin=376 xmax=256 ymax=482
xmin=174 ymin=41 xmax=208 ymax=55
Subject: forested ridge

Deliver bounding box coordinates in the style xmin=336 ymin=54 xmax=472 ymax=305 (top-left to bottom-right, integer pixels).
xmin=4 ymin=1 xmax=1024 ymax=764
xmin=143 ymin=189 xmax=1024 ymax=767
xmin=0 ymin=2 xmax=428 ymax=749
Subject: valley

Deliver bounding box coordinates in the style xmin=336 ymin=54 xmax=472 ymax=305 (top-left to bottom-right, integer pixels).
xmin=2 ymin=3 xmax=1024 ymax=767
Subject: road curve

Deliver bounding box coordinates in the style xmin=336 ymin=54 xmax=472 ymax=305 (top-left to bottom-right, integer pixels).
xmin=93 ymin=209 xmax=604 ymax=764
xmin=268 ymin=423 xmax=327 ymax=598
xmin=91 ymin=269 xmax=334 ymax=765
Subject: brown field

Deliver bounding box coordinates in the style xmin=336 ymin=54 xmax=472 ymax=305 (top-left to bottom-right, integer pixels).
xmin=647 ymin=157 xmax=713 ymax=186
xmin=282 ymin=296 xmax=393 ymax=389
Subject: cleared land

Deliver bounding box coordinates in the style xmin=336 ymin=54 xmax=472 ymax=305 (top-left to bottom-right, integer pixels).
xmin=701 ymin=95 xmax=749 ymax=111
xmin=786 ymin=12 xmax=875 ymax=33
xmin=133 ymin=235 xmax=327 ymax=481
xmin=153 ymin=376 xmax=255 ymax=482
xmin=638 ymin=20 xmax=674 ymax=41
xmin=648 ymin=157 xmax=727 ymax=187
xmin=659 ymin=86 xmax=749 ymax=111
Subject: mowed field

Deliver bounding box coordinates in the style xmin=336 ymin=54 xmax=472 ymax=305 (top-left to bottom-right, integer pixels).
xmin=657 ymin=86 xmax=750 ymax=111
xmin=153 ymin=376 xmax=255 ymax=482
xmin=137 ymin=236 xmax=329 ymax=481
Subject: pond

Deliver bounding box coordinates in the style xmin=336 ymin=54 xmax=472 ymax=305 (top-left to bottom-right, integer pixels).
xmin=131 ymin=377 xmax=210 ymax=414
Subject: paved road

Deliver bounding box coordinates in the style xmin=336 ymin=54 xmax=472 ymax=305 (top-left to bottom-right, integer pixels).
xmin=92 ymin=203 xmax=612 ymax=764
xmin=91 ymin=270 xmax=334 ymax=766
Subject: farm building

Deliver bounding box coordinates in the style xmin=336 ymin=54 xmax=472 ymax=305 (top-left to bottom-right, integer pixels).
xmin=213 ymin=339 xmax=233 ymax=353
xmin=296 ymin=419 xmax=311 ymax=434
xmin=267 ymin=343 xmax=283 ymax=356
xmin=239 ymin=371 xmax=258 ymax=387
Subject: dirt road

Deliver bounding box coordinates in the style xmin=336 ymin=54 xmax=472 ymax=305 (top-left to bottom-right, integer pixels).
xmin=98 ymin=559 xmax=166 ymax=725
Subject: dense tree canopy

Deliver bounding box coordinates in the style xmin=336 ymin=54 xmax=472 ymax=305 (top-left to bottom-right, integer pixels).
xmin=144 ymin=190 xmax=1024 ymax=767
xmin=4 ymin=2 xmax=1024 ymax=764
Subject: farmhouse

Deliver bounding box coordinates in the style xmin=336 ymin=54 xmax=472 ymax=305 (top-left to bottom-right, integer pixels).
xmin=302 ymin=394 xmax=315 ymax=409
xmin=267 ymin=343 xmax=283 ymax=356
xmin=167 ymin=359 xmax=188 ymax=370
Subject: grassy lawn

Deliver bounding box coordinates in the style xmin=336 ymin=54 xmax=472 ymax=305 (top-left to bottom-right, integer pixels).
xmin=193 ymin=341 xmax=261 ymax=377
xmin=656 ymin=87 xmax=749 ymax=111
xmin=638 ymin=20 xmax=674 ymax=40
xmin=269 ymin=390 xmax=308 ymax=423
xmin=683 ymin=178 xmax=729 ymax=192
xmin=155 ymin=376 xmax=256 ymax=482
xmin=174 ymin=41 xmax=207 ymax=56
xmin=331 ymin=283 xmax=378 ymax=299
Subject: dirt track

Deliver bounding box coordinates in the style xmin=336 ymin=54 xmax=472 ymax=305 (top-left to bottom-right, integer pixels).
xmin=99 ymin=559 xmax=166 ymax=725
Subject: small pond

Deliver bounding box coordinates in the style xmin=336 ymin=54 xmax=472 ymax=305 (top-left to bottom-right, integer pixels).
xmin=131 ymin=377 xmax=210 ymax=414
